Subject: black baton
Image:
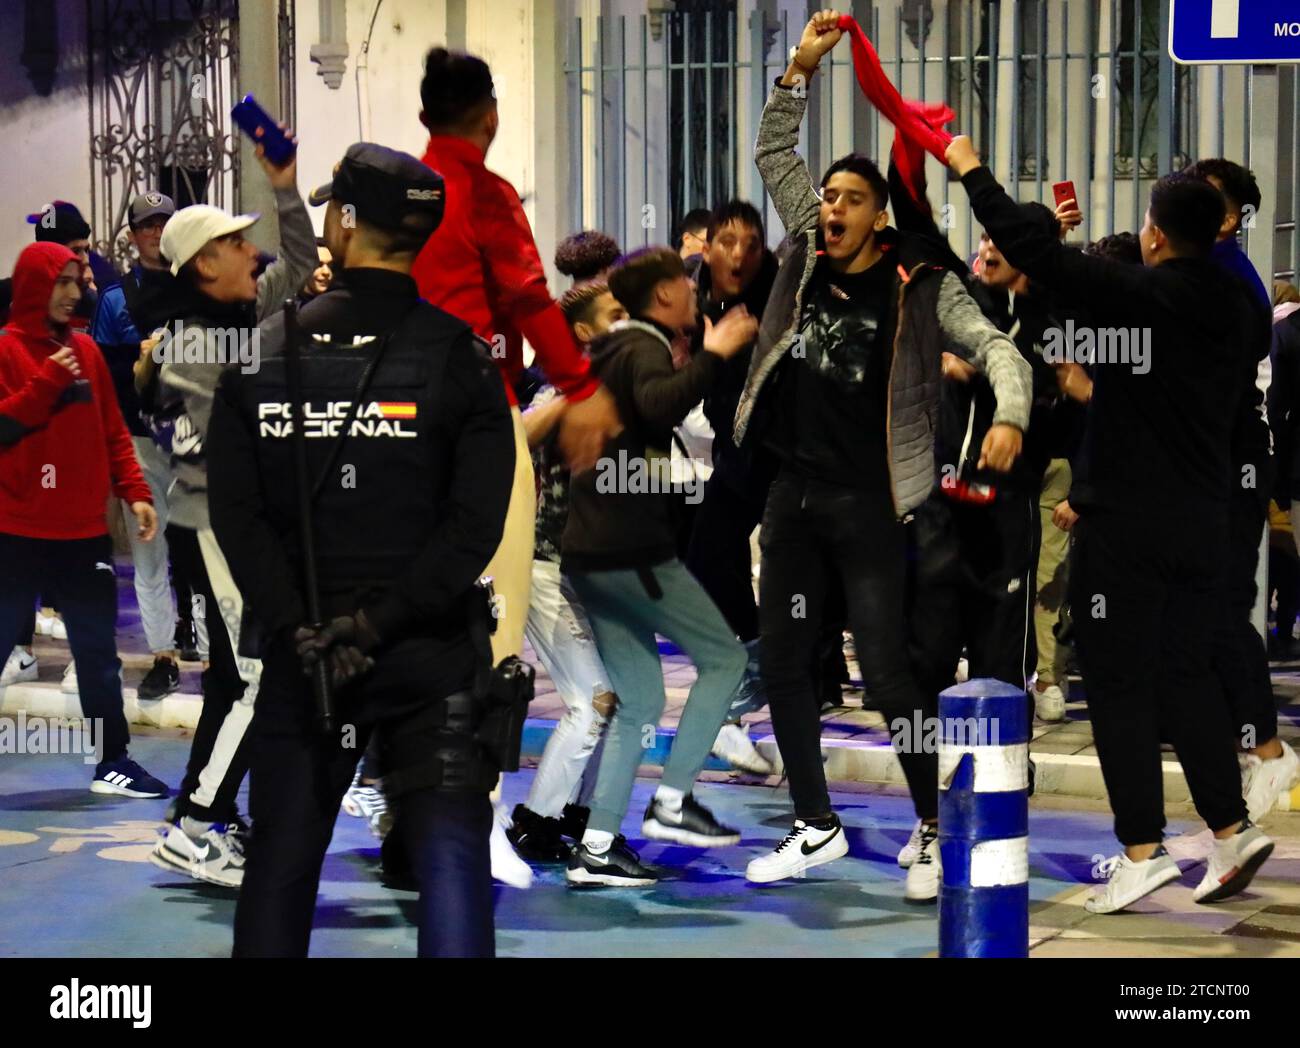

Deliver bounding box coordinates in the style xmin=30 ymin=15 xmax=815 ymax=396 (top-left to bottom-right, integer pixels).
xmin=282 ymin=298 xmax=336 ymax=733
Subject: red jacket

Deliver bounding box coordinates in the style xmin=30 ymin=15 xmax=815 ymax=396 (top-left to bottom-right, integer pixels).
xmin=0 ymin=242 xmax=151 ymax=540
xmin=412 ymin=135 xmax=598 ymax=407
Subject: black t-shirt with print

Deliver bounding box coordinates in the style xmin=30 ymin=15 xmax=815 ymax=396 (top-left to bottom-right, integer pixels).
xmin=770 ymin=253 xmax=896 ymax=489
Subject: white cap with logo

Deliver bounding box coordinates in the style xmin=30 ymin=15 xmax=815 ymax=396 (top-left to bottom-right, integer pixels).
xmin=160 ymin=204 xmax=261 ymax=275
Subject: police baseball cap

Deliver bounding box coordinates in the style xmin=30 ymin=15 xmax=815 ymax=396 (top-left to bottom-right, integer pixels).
xmin=308 ymin=142 xmax=444 ymax=235
xmin=129 ymin=191 xmax=176 ymax=228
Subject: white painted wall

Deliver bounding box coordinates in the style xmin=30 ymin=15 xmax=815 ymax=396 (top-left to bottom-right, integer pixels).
xmin=292 ymin=0 xmax=448 ymax=230
xmin=291 ymin=0 xmax=538 ymax=242
xmin=0 ymin=0 xmax=92 ymax=274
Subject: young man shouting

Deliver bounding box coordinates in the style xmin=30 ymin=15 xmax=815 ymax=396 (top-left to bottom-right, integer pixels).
xmin=734 ymin=10 xmax=1032 ymax=898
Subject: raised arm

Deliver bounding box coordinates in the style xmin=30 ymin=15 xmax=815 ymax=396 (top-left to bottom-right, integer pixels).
xmin=755 ymin=12 xmax=845 ymax=236
xmin=946 ymin=137 xmax=1151 ymax=326
xmin=252 ymin=141 xmax=318 ymax=323
xmin=935 ymin=272 xmax=1032 ymax=432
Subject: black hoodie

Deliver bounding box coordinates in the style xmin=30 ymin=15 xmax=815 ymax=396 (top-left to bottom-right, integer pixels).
xmin=562 ymin=318 xmax=721 ymax=572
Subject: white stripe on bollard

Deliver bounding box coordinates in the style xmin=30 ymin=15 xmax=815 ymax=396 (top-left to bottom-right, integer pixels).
xmin=938 ymin=743 xmax=1030 ymax=793
xmin=970 ymin=836 xmax=1030 ymax=887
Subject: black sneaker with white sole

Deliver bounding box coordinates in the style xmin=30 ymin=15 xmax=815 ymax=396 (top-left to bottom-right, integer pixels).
xmin=137 ymin=656 xmax=180 ymax=700
xmin=566 ymin=836 xmax=659 ymax=888
xmin=641 ymin=793 xmax=741 ymax=847
xmin=91 ymin=756 xmax=170 ymax=798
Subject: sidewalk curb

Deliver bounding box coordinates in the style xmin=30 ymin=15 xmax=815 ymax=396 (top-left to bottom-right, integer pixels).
xmin=1 ymin=682 xmax=1191 ymax=803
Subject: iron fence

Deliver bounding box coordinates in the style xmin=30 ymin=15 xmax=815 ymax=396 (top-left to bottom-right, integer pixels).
xmin=564 ymin=0 xmax=1299 ymax=282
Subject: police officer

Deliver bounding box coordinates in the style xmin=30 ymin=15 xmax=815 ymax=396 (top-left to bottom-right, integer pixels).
xmin=206 ymin=142 xmax=516 ymax=957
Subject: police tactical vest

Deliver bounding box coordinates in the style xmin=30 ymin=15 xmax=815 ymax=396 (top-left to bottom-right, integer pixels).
xmin=245 ymin=300 xmax=466 ymax=605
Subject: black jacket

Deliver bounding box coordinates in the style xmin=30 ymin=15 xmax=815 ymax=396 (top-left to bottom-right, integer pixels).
xmin=206 ymin=268 xmax=515 ymax=699
xmin=687 ymin=250 xmax=779 ymax=497
xmin=562 ymin=318 xmax=720 ymax=572
xmin=962 ymin=165 xmax=1265 ymax=515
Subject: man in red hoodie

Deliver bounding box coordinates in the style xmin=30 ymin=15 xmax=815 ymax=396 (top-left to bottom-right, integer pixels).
xmin=412 ymin=47 xmax=620 ymax=666
xmin=0 ymin=241 xmax=168 ymax=798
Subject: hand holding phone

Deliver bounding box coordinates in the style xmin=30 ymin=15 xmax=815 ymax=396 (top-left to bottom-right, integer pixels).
xmin=231 ymin=94 xmax=296 ymax=167
xmin=1051 ymin=180 xmax=1077 ymax=209
xmin=1052 ymin=180 xmax=1082 ymax=237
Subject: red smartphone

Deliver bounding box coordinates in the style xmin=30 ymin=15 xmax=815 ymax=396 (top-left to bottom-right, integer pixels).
xmin=1052 ymin=180 xmax=1078 ymax=210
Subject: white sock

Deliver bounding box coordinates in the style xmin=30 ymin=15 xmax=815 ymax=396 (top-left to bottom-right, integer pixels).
xmin=582 ymin=829 xmax=614 ymax=853
xmin=180 ymin=815 xmax=210 ymax=836
xmin=655 ymin=785 xmax=685 ymax=811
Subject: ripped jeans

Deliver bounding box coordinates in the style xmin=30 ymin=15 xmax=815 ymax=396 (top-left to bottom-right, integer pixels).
xmin=522 ymin=559 xmax=612 ymax=818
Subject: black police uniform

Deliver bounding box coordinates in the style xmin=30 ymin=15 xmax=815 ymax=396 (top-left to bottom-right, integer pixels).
xmin=206 ymin=144 xmax=516 ymax=958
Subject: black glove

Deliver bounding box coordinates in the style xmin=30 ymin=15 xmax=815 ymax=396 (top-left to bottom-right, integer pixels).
xmin=295 ymin=610 xmax=381 ymax=689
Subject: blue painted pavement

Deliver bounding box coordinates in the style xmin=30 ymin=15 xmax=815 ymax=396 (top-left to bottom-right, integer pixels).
xmin=0 ymin=728 xmax=1194 ymax=958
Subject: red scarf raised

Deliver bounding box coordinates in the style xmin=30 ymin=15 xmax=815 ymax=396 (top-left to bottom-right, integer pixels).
xmin=835 ymin=14 xmax=954 ymax=207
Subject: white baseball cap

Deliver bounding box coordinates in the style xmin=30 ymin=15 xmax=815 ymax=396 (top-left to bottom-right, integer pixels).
xmin=160 ymin=204 xmax=261 ymax=275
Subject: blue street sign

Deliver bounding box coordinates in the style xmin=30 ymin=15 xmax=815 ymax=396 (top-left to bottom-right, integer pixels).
xmin=1169 ymin=0 xmax=1300 ymax=65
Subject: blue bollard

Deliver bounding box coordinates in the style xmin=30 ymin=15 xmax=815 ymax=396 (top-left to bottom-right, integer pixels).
xmin=937 ymin=678 xmax=1030 ymax=958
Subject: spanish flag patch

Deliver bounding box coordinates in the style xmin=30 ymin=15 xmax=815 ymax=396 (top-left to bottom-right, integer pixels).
xmin=376 ymin=402 xmax=417 ymax=419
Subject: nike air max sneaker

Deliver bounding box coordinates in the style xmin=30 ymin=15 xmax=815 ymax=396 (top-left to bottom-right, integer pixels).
xmin=641 ymin=793 xmax=741 ymax=847
xmin=566 ymin=836 xmax=659 ymax=888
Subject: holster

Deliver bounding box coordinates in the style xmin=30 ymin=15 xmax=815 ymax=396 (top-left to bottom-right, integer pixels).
xmin=474 ymin=653 xmax=534 ymax=773
xmin=379 ymin=689 xmax=501 ymax=797
xmin=376 ymin=581 xmax=534 ymax=797
xmin=467 ymin=578 xmax=535 ymax=773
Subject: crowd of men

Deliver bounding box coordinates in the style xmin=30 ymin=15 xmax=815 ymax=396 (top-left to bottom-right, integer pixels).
xmin=3 ymin=8 xmax=1300 ymax=955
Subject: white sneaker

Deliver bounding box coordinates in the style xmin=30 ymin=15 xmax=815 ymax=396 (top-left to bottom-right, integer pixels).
xmin=490 ymin=801 xmax=533 ymax=889
xmin=34 ymin=613 xmax=53 ymax=637
xmin=1241 ymin=741 xmax=1300 ymax=823
xmin=897 ymin=819 xmax=924 ymax=868
xmin=1085 ymin=848 xmax=1181 ymax=914
xmin=745 ymin=818 xmax=848 ymax=883
xmin=61 ymin=663 xmax=78 ymax=695
xmin=1034 ymin=683 xmax=1067 ymax=722
xmin=904 ymin=823 xmax=941 ymax=902
xmin=149 ymin=821 xmax=245 ymax=888
xmin=0 ymin=647 xmax=37 ymax=686
xmin=341 ymin=770 xmax=392 ymax=838
xmin=710 ymin=722 xmax=774 ymax=775
xmin=1193 ymin=821 xmax=1274 ymax=904
xmin=52 ymin=616 xmax=67 ymax=641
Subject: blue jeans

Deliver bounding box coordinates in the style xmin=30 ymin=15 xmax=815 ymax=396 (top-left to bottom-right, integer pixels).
xmin=0 ymin=533 xmax=129 ymax=763
xmin=569 ymin=559 xmax=747 ymax=836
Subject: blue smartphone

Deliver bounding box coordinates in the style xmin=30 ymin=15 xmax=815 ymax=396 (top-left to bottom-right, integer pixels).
xmin=231 ymin=94 xmax=295 ymax=166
